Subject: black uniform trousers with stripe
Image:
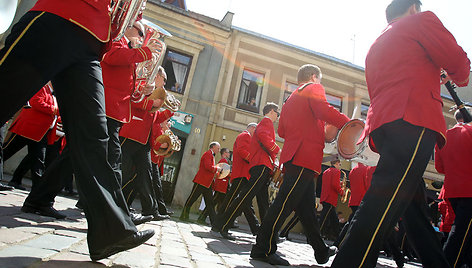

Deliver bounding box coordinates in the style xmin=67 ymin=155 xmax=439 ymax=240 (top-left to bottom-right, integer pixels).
xmin=331 ymin=119 xmax=450 ymax=268
xmin=0 ymin=11 xmax=136 ymax=254
xmin=214 ymin=165 xmax=271 ymax=233
xmin=181 ymin=182 xmax=216 ymax=224
xmin=251 ymin=161 xmax=328 ymax=257
xmin=121 ymin=138 xmax=157 ymax=216
xmin=217 ymin=177 xmax=260 ymax=235
xmin=443 ymin=197 xmax=472 ymax=268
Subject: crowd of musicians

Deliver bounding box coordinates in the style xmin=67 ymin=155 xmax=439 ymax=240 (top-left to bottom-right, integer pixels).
xmin=0 ymin=0 xmax=471 ymax=267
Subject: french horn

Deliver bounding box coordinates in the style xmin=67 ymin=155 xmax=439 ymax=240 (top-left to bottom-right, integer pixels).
xmin=153 ymin=129 xmax=181 ymax=157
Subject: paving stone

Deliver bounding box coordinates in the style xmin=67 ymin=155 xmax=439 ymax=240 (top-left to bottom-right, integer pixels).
xmin=21 ymin=233 xmax=80 ymax=251
xmin=113 ymin=244 xmax=157 ymax=268
xmin=0 ymin=245 xmax=57 ymax=267
xmin=54 ymin=229 xmax=87 ymax=239
xmin=0 ymin=228 xmax=37 ymax=244
xmin=160 ymin=253 xmax=193 ymax=267
xmin=34 ymin=252 xmax=101 ymax=268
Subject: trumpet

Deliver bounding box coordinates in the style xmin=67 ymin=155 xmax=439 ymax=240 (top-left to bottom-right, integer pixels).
xmin=340 ymin=171 xmax=350 ymax=203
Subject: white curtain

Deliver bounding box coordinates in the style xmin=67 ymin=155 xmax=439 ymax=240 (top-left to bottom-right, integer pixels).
xmin=172 ymin=62 xmax=187 ymax=86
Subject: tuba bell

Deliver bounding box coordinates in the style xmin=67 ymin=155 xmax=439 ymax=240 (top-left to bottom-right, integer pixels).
xmin=110 ymin=0 xmax=146 ymax=41
xmin=153 ymin=129 xmax=181 ymax=157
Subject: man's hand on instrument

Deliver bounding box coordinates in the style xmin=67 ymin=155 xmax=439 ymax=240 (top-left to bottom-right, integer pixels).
xmin=147 ymin=42 xmax=162 ymax=54
xmin=217 ymin=166 xmax=223 ymax=172
xmin=440 ymin=69 xmax=451 ymax=85
xmin=143 ymin=84 xmax=155 ymax=95
xmin=152 ymin=99 xmax=164 ymax=108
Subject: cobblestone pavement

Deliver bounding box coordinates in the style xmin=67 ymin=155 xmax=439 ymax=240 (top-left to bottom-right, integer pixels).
xmin=0 ymin=181 xmax=423 ymax=268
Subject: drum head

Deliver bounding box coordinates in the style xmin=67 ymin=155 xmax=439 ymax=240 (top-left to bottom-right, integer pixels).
xmin=337 ymin=119 xmax=365 ymax=159
xmin=217 ymin=163 xmax=231 ymax=179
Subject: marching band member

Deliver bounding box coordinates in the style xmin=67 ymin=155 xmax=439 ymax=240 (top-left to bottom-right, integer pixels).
xmin=3 ymin=83 xmax=58 ymax=190
xmin=332 ymin=0 xmax=470 ymax=266
xmin=212 ymin=103 xmax=280 ymax=240
xmin=102 ymin=20 xmax=160 ymax=185
xmin=251 ymin=65 xmax=349 ymax=266
xmin=120 ymin=66 xmax=173 ymax=222
xmin=180 ymin=141 xmax=222 ymax=223
xmin=435 ymin=109 xmax=472 ymax=267
xmin=217 ymin=123 xmax=261 ymax=235
xmin=0 ymin=0 xmax=156 ymax=261
xmin=319 ymin=159 xmax=344 ymax=240
xmin=197 ymin=148 xmax=231 ymax=224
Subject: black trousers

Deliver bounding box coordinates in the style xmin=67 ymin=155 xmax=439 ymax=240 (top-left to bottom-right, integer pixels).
xmin=121 ymin=138 xmax=157 ymax=216
xmin=331 ymin=120 xmax=449 ymax=268
xmin=151 ymin=162 xmax=169 ymax=215
xmin=199 ymin=191 xmax=226 ymax=221
xmin=319 ymin=202 xmax=339 ymax=239
xmin=443 ymin=197 xmax=472 ymax=267
xmin=215 ymin=165 xmax=271 ymax=233
xmin=3 ymin=134 xmax=48 ymax=187
xmin=0 ymin=11 xmax=136 ymax=253
xmin=334 ymin=206 xmax=358 ymax=247
xmin=218 ymin=177 xmax=260 ymax=234
xmin=279 ymin=213 xmax=299 ymax=238
xmin=107 ymin=118 xmax=124 ymax=186
xmin=181 ymin=183 xmax=216 ymax=224
xmin=25 ymin=147 xmax=74 ymax=207
xmin=0 ymin=124 xmax=6 ymax=182
xmin=256 ymin=179 xmax=269 ymax=221
xmin=251 ymin=162 xmax=328 ymax=257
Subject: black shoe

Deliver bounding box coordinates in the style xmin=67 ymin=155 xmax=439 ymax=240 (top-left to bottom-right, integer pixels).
xmin=90 ymin=229 xmax=154 ymax=261
xmin=0 ymin=183 xmax=14 ymax=191
xmin=130 ymin=213 xmax=153 ymax=225
xmin=161 ymin=210 xmax=173 ymax=216
xmin=150 ymin=213 xmax=170 ymax=221
xmin=315 ymin=245 xmax=337 ymax=264
xmin=8 ymin=181 xmax=26 ymax=190
xmin=251 ymin=252 xmax=290 ymax=266
xmin=220 ymin=231 xmax=236 ymax=240
xmin=64 ymin=190 xmax=78 ymax=196
xmin=75 ymin=201 xmax=84 ymax=210
xmin=21 ymin=203 xmax=66 ymax=219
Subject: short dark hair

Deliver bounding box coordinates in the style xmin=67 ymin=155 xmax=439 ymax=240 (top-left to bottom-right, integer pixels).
xmin=262 ymin=102 xmax=279 ymax=116
xmin=297 ymin=64 xmax=322 ymax=84
xmin=386 ymin=0 xmax=422 ymax=23
xmin=455 ymin=107 xmax=472 ymax=122
xmin=220 ymin=148 xmax=229 ymax=155
xmin=330 ymin=159 xmax=340 ymax=166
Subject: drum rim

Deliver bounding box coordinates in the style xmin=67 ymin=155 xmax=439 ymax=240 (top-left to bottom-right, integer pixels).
xmin=337 ymin=119 xmax=366 ymax=159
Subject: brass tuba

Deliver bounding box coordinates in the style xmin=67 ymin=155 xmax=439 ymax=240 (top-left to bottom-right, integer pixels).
xmin=340 ymin=171 xmax=350 ymax=203
xmin=153 ymin=129 xmax=181 ymax=157
xmin=110 ymin=0 xmax=146 ymax=41
xmin=131 ymin=20 xmax=170 ymax=103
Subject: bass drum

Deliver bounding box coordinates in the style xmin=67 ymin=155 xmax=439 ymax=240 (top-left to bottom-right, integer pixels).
xmin=337 ymin=119 xmax=379 ymax=166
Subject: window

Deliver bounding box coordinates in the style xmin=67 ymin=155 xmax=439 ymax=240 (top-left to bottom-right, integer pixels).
xmin=326 ymin=93 xmax=343 ymax=111
xmin=361 ymin=102 xmax=370 ymax=120
xmin=162 ymin=49 xmax=192 ymax=94
xmin=283 ymin=82 xmax=298 ymax=103
xmin=237 ymin=69 xmax=265 ymax=113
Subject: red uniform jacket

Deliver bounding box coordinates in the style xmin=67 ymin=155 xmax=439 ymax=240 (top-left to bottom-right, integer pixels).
xmin=348 ymin=163 xmax=368 ymax=207
xmin=193 ymin=149 xmax=218 ymax=188
xmin=435 ymin=123 xmax=472 ymax=198
xmin=230 ymin=130 xmax=252 ymax=182
xmin=213 ymin=158 xmax=230 ymax=193
xmin=102 ymin=37 xmax=152 ymax=123
xmin=362 ymin=11 xmax=470 ymax=149
xmin=9 ymin=85 xmax=58 ymax=142
xmin=438 ymin=200 xmax=455 ymax=233
xmin=278 ymin=83 xmax=349 ymax=174
xmin=249 ymin=117 xmax=280 ymax=170
xmin=120 ymin=99 xmax=173 ymax=144
xmin=364 ymin=166 xmax=376 ymax=191
xmin=31 ymin=0 xmax=111 ymax=42
xmin=320 ymin=167 xmax=343 ymax=207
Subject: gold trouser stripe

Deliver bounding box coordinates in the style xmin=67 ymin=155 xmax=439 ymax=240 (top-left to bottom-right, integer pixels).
xmin=126 ymin=189 xmax=134 ymax=204
xmin=222 ymin=167 xmax=266 ymax=231
xmin=401 ymin=234 xmax=406 ymax=250
xmin=288 ymin=216 xmax=299 ymax=229
xmin=120 ymin=138 xmax=127 ymax=146
xmin=223 ymin=179 xmax=243 ymax=213
xmin=358 ymin=128 xmax=425 ymax=268
xmin=454 ymin=217 xmax=472 ymax=267
xmin=122 ymin=173 xmax=137 ymax=191
xmin=0 ymin=12 xmax=45 ymax=66
xmin=267 ymin=167 xmax=304 ymax=255
xmin=320 ymin=205 xmax=333 ymax=232
xmin=184 ymin=183 xmax=198 ymax=208
xmin=2 ymin=133 xmax=17 ymax=149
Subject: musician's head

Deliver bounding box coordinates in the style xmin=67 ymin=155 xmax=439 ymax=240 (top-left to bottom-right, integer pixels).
xmin=263 ymin=102 xmax=279 ymax=122
xmin=386 ymin=0 xmax=422 ymax=23
xmin=220 ymin=148 xmax=230 ymax=158
xmin=209 ymin=141 xmax=221 ymax=154
xmin=156 ymin=66 xmax=167 ymax=88
xmin=331 ymin=159 xmax=341 ymax=170
xmin=298 ymin=64 xmax=322 ymax=85
xmin=125 ymin=21 xmax=145 ymax=48
xmin=247 ymin=122 xmax=257 ymax=136
xmin=454 ymin=107 xmax=472 ymax=123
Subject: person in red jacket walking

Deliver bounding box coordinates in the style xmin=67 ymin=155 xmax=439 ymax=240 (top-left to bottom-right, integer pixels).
xmin=332 ymin=0 xmax=470 ymax=267
xmin=0 ymin=0 xmax=158 ymax=261
xmin=435 ymin=109 xmax=472 ymax=267
xmin=180 ymin=142 xmax=222 ymax=223
xmin=319 ymin=159 xmax=344 ymax=240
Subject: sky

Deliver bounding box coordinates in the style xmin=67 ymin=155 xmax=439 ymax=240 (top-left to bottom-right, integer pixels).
xmin=185 ymin=0 xmax=472 ymax=68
